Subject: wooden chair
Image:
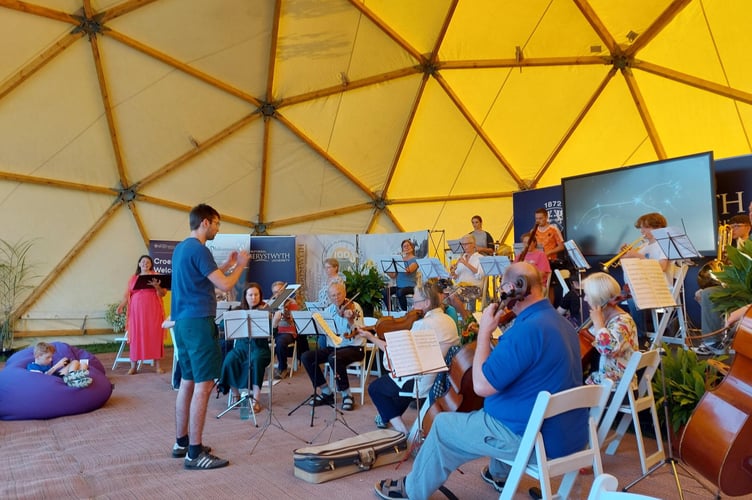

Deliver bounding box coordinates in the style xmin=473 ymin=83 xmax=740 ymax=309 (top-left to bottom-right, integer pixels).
xmin=498 ymin=381 xmax=612 ymax=500
xmin=597 ymin=350 xmax=664 ymax=474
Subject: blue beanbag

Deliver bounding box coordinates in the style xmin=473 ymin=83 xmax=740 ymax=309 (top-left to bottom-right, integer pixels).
xmin=0 ymin=342 xmax=113 ymax=420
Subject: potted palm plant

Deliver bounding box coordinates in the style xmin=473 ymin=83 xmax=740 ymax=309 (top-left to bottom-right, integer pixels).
xmin=343 ymin=260 xmax=386 ymax=317
xmin=0 ymin=238 xmax=37 ymax=355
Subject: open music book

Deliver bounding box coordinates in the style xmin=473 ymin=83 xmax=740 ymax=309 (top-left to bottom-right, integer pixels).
xmin=621 ymin=258 xmax=677 ymax=310
xmin=384 ymin=329 xmax=448 ymax=378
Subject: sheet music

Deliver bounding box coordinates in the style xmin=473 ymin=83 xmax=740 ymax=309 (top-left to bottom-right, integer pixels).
xmin=478 ymin=256 xmax=511 ymax=276
xmin=447 ymin=239 xmax=464 ymax=255
xmin=312 ymin=312 xmax=342 ymax=346
xmin=416 ymin=258 xmax=450 ymax=279
xmin=222 ymin=309 xmax=271 ymax=339
xmin=651 ymin=226 xmax=701 ymax=260
xmin=384 ymin=329 xmax=447 ymax=378
xmin=564 ymin=240 xmax=590 ymax=270
xmin=621 ymin=258 xmax=677 ymax=310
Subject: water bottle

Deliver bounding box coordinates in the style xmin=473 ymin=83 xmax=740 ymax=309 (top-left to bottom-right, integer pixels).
xmin=239 ymin=390 xmax=250 ymax=420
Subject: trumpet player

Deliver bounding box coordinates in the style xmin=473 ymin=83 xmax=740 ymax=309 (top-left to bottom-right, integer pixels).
xmin=621 ymin=212 xmax=673 ymax=348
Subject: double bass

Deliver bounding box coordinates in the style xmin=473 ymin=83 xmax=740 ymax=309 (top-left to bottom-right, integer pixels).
xmin=679 ymin=307 xmax=752 ymax=497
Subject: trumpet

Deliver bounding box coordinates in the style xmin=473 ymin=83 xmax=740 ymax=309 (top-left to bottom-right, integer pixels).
xmin=601 ymin=237 xmax=645 ymax=271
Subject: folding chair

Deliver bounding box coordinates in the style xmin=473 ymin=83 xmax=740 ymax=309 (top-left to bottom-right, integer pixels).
xmin=111 ymin=330 xmax=154 ymax=371
xmin=597 ymin=350 xmax=664 ymax=474
xmin=588 ymin=473 xmax=660 ymax=500
xmin=324 ymin=347 xmax=370 ymax=405
xmin=498 ymin=380 xmax=613 ymax=500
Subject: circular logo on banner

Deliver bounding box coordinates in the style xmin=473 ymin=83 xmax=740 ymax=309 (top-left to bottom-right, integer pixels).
xmin=323 ymin=239 xmax=357 ymax=271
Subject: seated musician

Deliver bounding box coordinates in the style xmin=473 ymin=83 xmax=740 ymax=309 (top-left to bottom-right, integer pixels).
xmin=515 ymin=231 xmax=550 ymax=286
xmin=383 ymin=239 xmax=419 ymax=311
xmin=216 ymin=282 xmax=271 ymax=414
xmin=375 ymin=262 xmax=587 ymax=499
xmin=449 ymin=234 xmax=484 ymax=312
xmin=581 ymin=272 xmax=638 ymax=386
xmin=300 ymin=281 xmax=364 ymax=411
xmin=271 ymin=281 xmax=308 ymax=379
xmin=359 ymin=279 xmax=459 ymax=434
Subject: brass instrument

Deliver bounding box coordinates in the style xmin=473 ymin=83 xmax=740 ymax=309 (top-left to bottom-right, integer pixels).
xmin=601 ymin=237 xmax=645 ymax=272
xmin=698 ymin=223 xmax=733 ymax=288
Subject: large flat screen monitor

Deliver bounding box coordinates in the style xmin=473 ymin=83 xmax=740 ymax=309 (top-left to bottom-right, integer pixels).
xmin=562 ymin=152 xmax=716 ymax=257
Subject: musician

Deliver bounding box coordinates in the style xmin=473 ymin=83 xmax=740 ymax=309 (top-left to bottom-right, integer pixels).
xmin=695 ymin=214 xmax=752 ymax=355
xmin=360 ymin=280 xmax=459 ymax=435
xmin=375 ymin=262 xmax=586 ymax=499
xmin=383 ymin=239 xmax=419 ymax=311
xmin=470 ymin=215 xmax=495 ymax=256
xmin=300 ymin=281 xmax=364 ymax=411
xmin=270 ymin=281 xmax=307 ymax=379
xmin=621 ymin=212 xmax=673 ymax=347
xmin=515 ymin=232 xmax=550 ymax=285
xmin=534 ymin=208 xmax=565 ymax=262
xmin=449 ymin=234 xmax=483 ymax=287
xmin=316 ymin=258 xmax=345 ymax=307
xmin=216 ymin=282 xmax=272 ymax=414
xmin=582 ymin=272 xmax=638 ymax=386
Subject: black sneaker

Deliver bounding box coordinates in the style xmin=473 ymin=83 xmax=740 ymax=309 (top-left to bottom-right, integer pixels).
xmin=172 ymin=443 xmax=211 ymax=458
xmin=480 ymin=466 xmax=505 ymax=492
xmin=184 ymin=450 xmax=229 ymax=470
xmin=309 ymin=392 xmax=334 ymax=407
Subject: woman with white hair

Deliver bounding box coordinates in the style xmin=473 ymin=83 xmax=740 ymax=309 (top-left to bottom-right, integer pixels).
xmin=582 ymin=272 xmax=639 ymax=386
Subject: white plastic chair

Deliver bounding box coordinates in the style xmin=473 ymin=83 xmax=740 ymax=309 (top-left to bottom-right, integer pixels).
xmin=324 ymin=346 xmax=371 ymax=405
xmin=588 ymin=473 xmax=661 ymax=500
xmin=597 ymin=350 xmax=664 ymax=474
xmin=498 ymin=380 xmax=613 ymax=500
xmin=111 ymin=330 xmax=154 ymax=370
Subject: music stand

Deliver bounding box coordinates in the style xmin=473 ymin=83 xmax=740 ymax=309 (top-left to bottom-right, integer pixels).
xmin=416 ymin=258 xmax=451 ymax=280
xmin=380 ymin=256 xmax=405 ymax=313
xmin=564 ymin=239 xmax=590 ymax=324
xmin=288 ymin=311 xmax=335 ymax=426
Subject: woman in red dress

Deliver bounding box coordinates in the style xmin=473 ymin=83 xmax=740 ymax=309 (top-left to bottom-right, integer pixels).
xmin=117 ymin=255 xmax=166 ymax=374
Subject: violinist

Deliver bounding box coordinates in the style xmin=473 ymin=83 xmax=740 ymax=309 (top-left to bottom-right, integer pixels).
xmin=270 ymin=281 xmax=307 ymax=379
xmin=581 ymin=272 xmax=638 ymax=386
xmin=376 ymin=262 xmax=586 ymax=499
xmin=383 ymin=239 xmax=419 ymax=311
xmin=359 ymin=279 xmax=459 ymax=435
xmin=300 ymin=282 xmax=364 ymax=411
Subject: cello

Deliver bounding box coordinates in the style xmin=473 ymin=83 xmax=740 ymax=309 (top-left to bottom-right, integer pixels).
xmin=679 ymin=307 xmax=752 ymax=497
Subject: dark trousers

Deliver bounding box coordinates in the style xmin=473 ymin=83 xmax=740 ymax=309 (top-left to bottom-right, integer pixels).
xmin=274 ymin=332 xmax=309 ymax=371
xmin=383 ymin=286 xmax=414 ymax=311
xmin=368 ymin=375 xmax=415 ymax=421
xmin=301 ymin=345 xmax=364 ymax=391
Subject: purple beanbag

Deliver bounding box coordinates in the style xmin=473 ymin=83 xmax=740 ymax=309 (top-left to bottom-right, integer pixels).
xmin=0 ymin=342 xmax=113 ymax=420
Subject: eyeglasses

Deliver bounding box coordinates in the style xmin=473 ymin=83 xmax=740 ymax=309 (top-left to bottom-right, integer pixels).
xmin=209 ymin=219 xmax=221 ymax=227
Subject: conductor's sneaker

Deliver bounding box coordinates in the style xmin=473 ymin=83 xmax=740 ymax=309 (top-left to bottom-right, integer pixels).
xmin=480 ymin=466 xmax=506 ymax=493
xmin=309 ymin=392 xmax=334 ymax=407
xmin=692 ymin=342 xmax=725 ymax=356
xmin=184 ymin=450 xmax=229 ymax=470
xmin=172 ymin=443 xmax=211 ymax=458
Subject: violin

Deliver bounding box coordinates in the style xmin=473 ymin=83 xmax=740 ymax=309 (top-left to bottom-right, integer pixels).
xmin=680 ymin=306 xmax=752 ymax=496
xmin=337 ymin=294 xmax=361 ymax=339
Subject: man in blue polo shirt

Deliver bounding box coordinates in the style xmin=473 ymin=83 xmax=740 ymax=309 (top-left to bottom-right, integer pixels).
xmin=375 ymin=262 xmax=585 ymax=499
xmin=170 ymin=204 xmax=250 ymax=470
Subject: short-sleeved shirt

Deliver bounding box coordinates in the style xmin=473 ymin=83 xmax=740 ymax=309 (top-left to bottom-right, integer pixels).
xmin=171 ymin=237 xmax=219 ymax=320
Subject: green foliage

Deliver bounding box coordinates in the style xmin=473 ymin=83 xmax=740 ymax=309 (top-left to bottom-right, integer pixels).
xmin=0 ymin=238 xmax=37 ymax=350
xmin=652 ymin=345 xmax=724 ymax=433
xmin=709 ymin=240 xmax=752 ymax=314
xmin=343 ymin=261 xmax=386 ymax=317
xmin=105 ymin=302 xmax=127 ymax=334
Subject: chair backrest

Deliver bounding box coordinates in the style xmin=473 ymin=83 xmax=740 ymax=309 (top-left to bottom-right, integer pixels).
xmin=499 ymin=380 xmax=612 ymax=500
xmin=587 ymin=473 xmax=661 ymax=500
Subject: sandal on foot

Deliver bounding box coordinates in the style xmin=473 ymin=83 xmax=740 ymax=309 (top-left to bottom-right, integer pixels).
xmin=341 ymin=395 xmax=354 ymax=411
xmin=374 ymin=478 xmax=408 ymax=500
xmin=252 ymin=399 xmax=262 ymax=413
xmin=127 ymin=367 xmax=137 ymax=375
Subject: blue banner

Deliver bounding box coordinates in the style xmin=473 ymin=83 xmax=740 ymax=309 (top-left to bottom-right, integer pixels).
xmin=246 ymin=236 xmax=297 ymax=299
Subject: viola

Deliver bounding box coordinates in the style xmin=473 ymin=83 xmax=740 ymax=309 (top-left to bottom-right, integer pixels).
xmin=370 ymin=309 xmax=424 ymax=340
xmin=679 ymin=306 xmax=752 ymax=496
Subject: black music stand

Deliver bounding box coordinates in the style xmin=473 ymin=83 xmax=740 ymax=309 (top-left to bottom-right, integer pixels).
xmin=288 ymin=311 xmax=335 ymax=426
xmin=216 ymin=309 xmax=272 ymax=426
xmin=564 ymin=239 xmax=590 ymax=324
xmin=380 ymin=256 xmax=404 ymax=312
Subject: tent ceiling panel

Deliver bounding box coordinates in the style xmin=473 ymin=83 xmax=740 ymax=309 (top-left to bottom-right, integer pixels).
xmin=108 ymin=0 xmax=273 ymax=97
xmin=0 ymin=10 xmax=70 ymax=77
xmin=590 ymin=0 xmax=678 ymax=47
xmin=273 ymin=211 xmax=376 ymax=236
xmin=362 ymin=0 xmax=451 ymax=55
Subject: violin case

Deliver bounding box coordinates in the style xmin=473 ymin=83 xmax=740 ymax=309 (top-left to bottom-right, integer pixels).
xmin=293 ymin=429 xmax=407 ymax=484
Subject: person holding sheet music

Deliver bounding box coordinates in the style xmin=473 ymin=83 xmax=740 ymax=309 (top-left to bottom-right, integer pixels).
xmin=316 ymin=258 xmax=345 ymax=307
xmin=360 ymin=279 xmax=459 ymax=435
xmin=301 ymin=281 xmax=364 ymax=411
xmin=384 ymin=239 xmax=419 ymax=311
xmin=375 ymin=262 xmax=586 ymax=499
xmin=171 ymin=203 xmax=250 ymax=470
xmin=116 ymin=254 xmax=167 ymax=375
xmin=216 ymin=283 xmax=272 ymax=414
xmin=581 ymin=272 xmax=638 ymax=386
xmin=621 ymin=212 xmax=674 ymax=347
xmin=270 ymin=281 xmax=307 ymax=379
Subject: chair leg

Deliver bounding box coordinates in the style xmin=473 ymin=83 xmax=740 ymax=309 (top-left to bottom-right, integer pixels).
xmin=605 ymin=412 xmax=631 ymax=455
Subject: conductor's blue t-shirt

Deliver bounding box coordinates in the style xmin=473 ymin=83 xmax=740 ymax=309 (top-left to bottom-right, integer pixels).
xmin=171 ymin=237 xmax=218 ymax=320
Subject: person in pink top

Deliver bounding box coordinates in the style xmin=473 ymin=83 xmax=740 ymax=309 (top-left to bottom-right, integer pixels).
xmin=515 ymin=232 xmax=551 ymax=286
